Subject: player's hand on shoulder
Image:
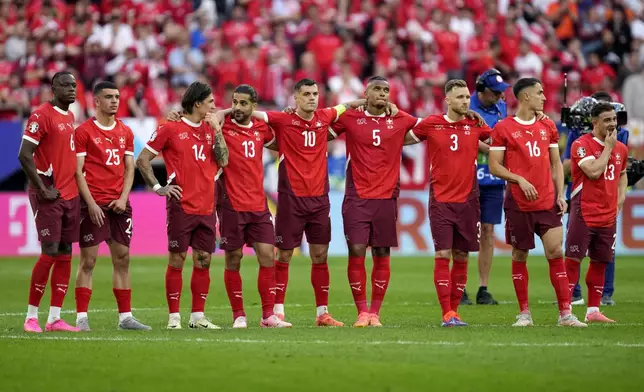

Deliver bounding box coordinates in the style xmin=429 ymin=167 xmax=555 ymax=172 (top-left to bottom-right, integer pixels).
xmin=283 ymin=106 xmax=296 ymax=114
xmin=556 ymin=196 xmax=567 ymax=215
xmin=517 ymin=177 xmax=539 ymax=201
xmin=466 ymin=110 xmax=486 ymax=127
xmin=108 ymin=198 xmax=127 ymax=214
xmin=204 ymin=113 xmax=222 ymax=133
xmin=605 ymin=129 xmax=617 ymax=149
xmin=88 ymin=202 xmax=105 ymax=227
xmin=535 ymin=111 xmax=549 ymax=121
xmin=156 ymin=184 xmax=183 ymax=200
xmin=386 ymin=102 xmax=398 ymax=116
xmin=39 ymin=186 xmax=60 ymax=201
xmin=166 ymin=110 xmax=182 ymax=122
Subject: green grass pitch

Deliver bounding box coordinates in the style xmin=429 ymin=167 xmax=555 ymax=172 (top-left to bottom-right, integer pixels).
xmin=1 ymin=255 xmax=643 ymax=391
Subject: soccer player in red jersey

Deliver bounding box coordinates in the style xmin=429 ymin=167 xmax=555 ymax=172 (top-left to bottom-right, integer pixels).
xmin=216 ymin=84 xmax=292 ymax=329
xmin=136 ymin=81 xmax=228 ymax=330
xmin=249 ymin=78 xmax=365 ymax=326
xmin=489 ymin=78 xmax=586 ymax=327
xmin=328 ymin=76 xmax=420 ymax=327
xmin=73 ymin=81 xmax=151 ymax=331
xmin=404 ymin=80 xmax=492 ymax=327
xmin=564 ymin=102 xmax=628 ymax=323
xmin=19 ymin=71 xmax=81 ymax=333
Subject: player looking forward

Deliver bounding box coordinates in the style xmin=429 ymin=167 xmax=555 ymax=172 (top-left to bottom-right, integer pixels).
xmin=216 ymin=84 xmax=292 ymax=329
xmin=564 ymin=102 xmax=628 ymax=323
xmin=328 ymin=76 xmax=420 ymax=327
xmin=136 ymin=81 xmax=228 ymax=330
xmin=488 ymin=78 xmax=586 ymax=327
xmin=405 ymin=79 xmax=492 ymax=326
xmin=19 ymin=71 xmax=81 ymax=333
xmin=73 ymin=81 xmax=151 ymax=331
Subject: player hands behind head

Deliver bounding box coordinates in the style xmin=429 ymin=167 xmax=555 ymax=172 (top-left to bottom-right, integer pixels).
xmin=564 ymin=102 xmax=627 ymax=323
xmin=218 ymin=85 xmax=291 ymax=328
xmin=73 ymin=81 xmax=151 ymax=331
xmin=488 ymin=78 xmax=586 ymax=327
xmin=19 ymin=71 xmax=81 ymax=333
xmin=404 ymin=80 xmax=492 ymax=327
xmin=328 ymin=76 xmax=421 ymax=327
xmin=136 ymin=81 xmax=227 ymax=330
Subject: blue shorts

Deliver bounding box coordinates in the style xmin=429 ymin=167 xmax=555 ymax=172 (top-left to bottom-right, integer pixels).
xmin=479 ymin=186 xmax=504 ymax=225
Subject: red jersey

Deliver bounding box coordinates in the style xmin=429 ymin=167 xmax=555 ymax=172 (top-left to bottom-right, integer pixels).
xmin=570 ymin=134 xmax=628 ymax=227
xmin=217 ymin=116 xmax=275 ymax=212
xmin=331 ymin=110 xmax=420 ymax=199
xmin=145 ymin=118 xmax=219 ymax=215
xmin=22 ymin=102 xmax=78 ymax=200
xmin=410 ymin=115 xmax=491 ymax=203
xmin=490 ymin=117 xmax=559 ymax=211
xmin=75 ymin=118 xmax=134 ymax=205
xmin=262 ymin=108 xmax=338 ymax=197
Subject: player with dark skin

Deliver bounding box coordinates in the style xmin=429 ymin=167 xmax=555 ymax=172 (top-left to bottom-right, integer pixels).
xmin=18 ymin=73 xmax=77 ymax=258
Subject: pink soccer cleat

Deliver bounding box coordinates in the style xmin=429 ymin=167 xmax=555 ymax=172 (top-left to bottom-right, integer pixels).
xmin=24 ymin=318 xmax=42 ymax=333
xmin=260 ymin=315 xmax=292 ymax=328
xmin=369 ymin=313 xmax=383 ymax=327
xmin=585 ymin=311 xmax=616 ymax=324
xmin=352 ymin=312 xmax=370 ymax=328
xmin=45 ymin=319 xmax=81 ymax=332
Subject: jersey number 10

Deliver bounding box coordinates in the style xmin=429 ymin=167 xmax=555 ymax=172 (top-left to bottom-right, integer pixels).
xmin=302 ymin=131 xmax=316 ymax=147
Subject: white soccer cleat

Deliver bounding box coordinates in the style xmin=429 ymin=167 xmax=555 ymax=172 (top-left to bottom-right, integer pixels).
xmin=512 ymin=313 xmax=534 ymax=327
xmin=189 ymin=316 xmax=221 ymax=330
xmin=261 ymin=315 xmax=292 ymax=328
xmin=232 ymin=316 xmax=248 ymax=329
xmin=558 ymin=313 xmax=588 ymax=328
xmin=167 ymin=314 xmax=182 ymax=330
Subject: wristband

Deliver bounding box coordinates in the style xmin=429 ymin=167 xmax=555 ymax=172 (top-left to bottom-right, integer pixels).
xmin=152 ymin=184 xmax=162 ymax=192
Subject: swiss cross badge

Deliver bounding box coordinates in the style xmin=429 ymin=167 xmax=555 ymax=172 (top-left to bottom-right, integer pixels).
xmin=315 ymin=121 xmax=322 ymax=128
xmin=386 ymin=118 xmax=393 ymax=129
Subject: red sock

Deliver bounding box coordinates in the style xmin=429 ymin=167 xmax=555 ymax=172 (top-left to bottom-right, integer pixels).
xmin=224 ymin=269 xmax=245 ymax=319
xmin=50 ymin=254 xmax=72 ymax=307
xmin=450 ymin=259 xmax=468 ymax=313
xmin=28 ymin=254 xmax=56 ymax=307
xmin=113 ymin=289 xmax=131 ymax=314
xmin=586 ymin=261 xmax=607 ymax=308
xmin=311 ymin=262 xmax=329 ymax=307
xmin=274 ymin=260 xmax=289 ymax=305
xmin=190 ymin=266 xmax=210 ymax=313
xmin=75 ymin=287 xmax=92 ymax=313
xmin=434 ymin=257 xmax=451 ymax=316
xmin=511 ymin=260 xmax=529 ymax=313
xmin=565 ymin=258 xmax=581 ymax=296
xmin=258 ymin=266 xmax=276 ymax=319
xmin=348 ymin=256 xmax=368 ymax=313
xmin=371 ymin=256 xmax=391 ymax=315
xmin=165 ymin=265 xmax=183 ymax=314
xmin=548 ymin=257 xmax=571 ymax=314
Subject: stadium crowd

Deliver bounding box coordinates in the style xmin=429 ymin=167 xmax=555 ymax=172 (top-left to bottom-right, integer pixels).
xmin=1 ymin=0 xmax=644 ymax=123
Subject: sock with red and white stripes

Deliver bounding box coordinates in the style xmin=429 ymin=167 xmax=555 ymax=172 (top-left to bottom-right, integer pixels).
xmin=190 ymin=266 xmax=210 ymax=319
xmin=370 ymin=256 xmax=391 ymax=315
xmin=450 ymin=259 xmax=468 ymax=313
xmin=48 ymin=254 xmax=72 ymax=323
xmin=75 ymin=287 xmax=92 ymax=323
xmin=258 ymin=265 xmax=276 ymax=319
xmin=548 ymin=257 xmax=571 ymax=315
xmin=113 ymin=288 xmax=132 ymax=322
xmin=26 ymin=254 xmax=56 ymax=320
xmin=165 ymin=265 xmax=183 ymax=315
xmin=274 ymin=260 xmax=289 ymax=314
xmin=224 ymin=269 xmax=245 ymax=319
xmin=586 ymin=261 xmax=607 ymax=309
xmin=565 ymin=257 xmax=581 ymax=297
xmin=434 ymin=257 xmax=452 ymax=316
xmin=311 ymin=262 xmax=330 ymax=316
xmin=348 ymin=256 xmax=368 ymax=313
xmin=511 ymin=260 xmax=530 ymax=313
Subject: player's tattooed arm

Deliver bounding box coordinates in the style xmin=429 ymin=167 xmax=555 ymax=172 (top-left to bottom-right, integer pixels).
xmin=75 ymin=155 xmax=105 ymax=226
xmin=18 ymin=139 xmax=59 ymax=201
xmin=489 ymin=150 xmax=539 ymax=201
xmin=205 ymin=113 xmax=229 ymax=167
xmin=136 ymin=149 xmax=183 ymax=199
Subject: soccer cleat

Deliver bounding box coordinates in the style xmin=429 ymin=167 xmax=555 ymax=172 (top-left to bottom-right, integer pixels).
xmin=167 ymin=315 xmax=182 ymax=329
xmin=189 ymin=317 xmax=221 ymax=330
xmin=233 ymin=316 xmax=248 ymax=329
xmin=585 ymin=311 xmax=616 ymax=324
xmin=460 ymin=289 xmax=473 ymax=305
xmin=76 ymin=317 xmax=91 ymax=332
xmin=441 ymin=311 xmax=468 ymax=327
xmin=571 ymin=296 xmax=585 ymax=306
xmin=260 ymin=315 xmax=292 ymax=328
xmin=275 ymin=313 xmax=286 ymax=321
xmin=24 ymin=318 xmax=42 ymax=333
xmin=119 ymin=317 xmax=152 ymax=331
xmin=315 ymin=313 xmax=344 ymax=327
xmin=512 ymin=313 xmax=534 ymax=327
xmin=369 ymin=313 xmax=383 ymax=327
xmin=352 ymin=312 xmax=370 ymax=328
xmin=476 ymin=289 xmax=499 ymax=305
xmin=601 ymin=295 xmax=616 ymax=306
xmin=558 ymin=313 xmax=588 ymax=328
xmin=45 ymin=319 xmax=81 ymax=332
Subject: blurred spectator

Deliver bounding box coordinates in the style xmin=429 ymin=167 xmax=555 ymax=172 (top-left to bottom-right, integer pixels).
xmin=168 ymin=32 xmax=204 ymax=87
xmin=93 ymin=9 xmax=135 ymax=55
xmin=623 ymin=63 xmax=644 ymax=119
xmin=515 ymin=39 xmax=544 ymax=77
xmin=546 ymin=0 xmax=579 ymax=42
xmin=328 ymin=62 xmax=363 ymax=104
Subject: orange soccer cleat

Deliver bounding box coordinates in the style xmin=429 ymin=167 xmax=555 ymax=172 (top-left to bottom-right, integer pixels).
xmin=352 ymin=312 xmax=370 ymax=328
xmin=316 ymin=313 xmax=344 ymax=327
xmin=369 ymin=313 xmax=383 ymax=327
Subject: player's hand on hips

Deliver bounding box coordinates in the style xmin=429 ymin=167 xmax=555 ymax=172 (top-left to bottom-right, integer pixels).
xmin=605 ymin=129 xmax=617 ymax=149
xmin=156 ymin=185 xmax=183 ymax=200
xmin=556 ymin=197 xmax=568 ymax=215
xmin=166 ymin=110 xmax=182 ymax=122
xmin=39 ymin=186 xmax=60 ymax=201
xmin=517 ymin=177 xmax=539 ymax=201
xmin=466 ymin=110 xmax=486 ymax=127
xmin=108 ymin=198 xmax=127 ymax=214
xmin=88 ymin=202 xmax=105 ymax=227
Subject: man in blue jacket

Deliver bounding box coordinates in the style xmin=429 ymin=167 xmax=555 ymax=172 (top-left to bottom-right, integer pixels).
xmin=563 ymin=91 xmax=628 ymax=306
xmin=463 ymin=69 xmax=509 ymax=305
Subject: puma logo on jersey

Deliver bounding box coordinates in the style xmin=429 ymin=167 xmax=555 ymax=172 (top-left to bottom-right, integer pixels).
xmin=105 ymin=137 xmax=114 ymax=143
xmin=33 ymin=113 xmax=40 ymax=119
xmin=193 ymin=133 xmax=201 ymax=140
xmin=525 ymin=130 xmax=533 ymax=136
xmin=371 ymin=118 xmax=380 ymax=124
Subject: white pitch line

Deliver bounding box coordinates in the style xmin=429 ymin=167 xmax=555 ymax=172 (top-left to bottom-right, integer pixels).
xmin=0 ymin=334 xmax=642 ymax=348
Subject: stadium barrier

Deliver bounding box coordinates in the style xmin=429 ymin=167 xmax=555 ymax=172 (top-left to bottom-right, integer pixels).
xmin=2 ymin=191 xmax=643 ymax=257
